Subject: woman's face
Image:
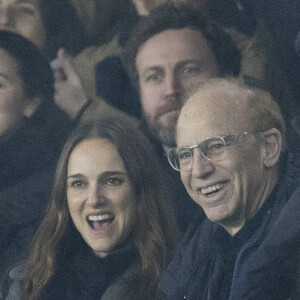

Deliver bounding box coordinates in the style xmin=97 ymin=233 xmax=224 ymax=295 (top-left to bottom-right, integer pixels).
xmin=67 ymin=138 xmax=137 ymax=258
xmin=0 ymin=0 xmax=46 ymax=50
xmin=0 ymin=49 xmax=37 ymax=136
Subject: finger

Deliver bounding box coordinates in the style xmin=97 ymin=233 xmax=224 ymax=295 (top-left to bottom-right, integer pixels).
xmin=56 ymin=48 xmax=79 ymax=82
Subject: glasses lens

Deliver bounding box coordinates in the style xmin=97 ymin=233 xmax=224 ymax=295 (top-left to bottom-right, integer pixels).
xmin=168 ymin=137 xmax=227 ymax=171
xmin=168 ymin=147 xmax=192 ymax=171
xmin=177 ymin=147 xmax=193 ymax=170
xmin=200 ymin=137 xmax=226 ymax=160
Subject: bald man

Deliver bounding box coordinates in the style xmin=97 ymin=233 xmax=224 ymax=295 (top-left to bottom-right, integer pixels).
xmin=158 ymin=78 xmax=300 ymax=299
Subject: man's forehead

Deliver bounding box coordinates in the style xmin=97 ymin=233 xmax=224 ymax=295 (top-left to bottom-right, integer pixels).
xmin=177 ymin=91 xmax=249 ymax=142
xmin=136 ymin=28 xmax=213 ymax=69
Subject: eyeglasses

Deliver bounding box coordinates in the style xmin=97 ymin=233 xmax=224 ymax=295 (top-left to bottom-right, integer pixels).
xmin=167 ymin=132 xmax=260 ymax=171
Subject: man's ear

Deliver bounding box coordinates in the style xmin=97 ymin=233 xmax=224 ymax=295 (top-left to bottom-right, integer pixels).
xmin=23 ymin=97 xmax=41 ymax=118
xmin=262 ymin=128 xmax=282 ymax=168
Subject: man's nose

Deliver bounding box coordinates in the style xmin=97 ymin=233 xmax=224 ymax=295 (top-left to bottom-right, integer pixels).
xmin=163 ymin=71 xmax=182 ymax=97
xmin=191 ymin=148 xmax=215 ymax=178
xmin=87 ymin=184 xmax=105 ymax=207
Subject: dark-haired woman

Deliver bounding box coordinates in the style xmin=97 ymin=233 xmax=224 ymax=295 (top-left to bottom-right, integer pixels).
xmin=0 ymin=31 xmax=73 ymax=285
xmin=5 ymin=118 xmax=177 ymax=300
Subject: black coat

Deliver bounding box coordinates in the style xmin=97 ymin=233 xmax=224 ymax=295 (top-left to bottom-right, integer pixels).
xmin=0 ymin=103 xmax=73 ymax=283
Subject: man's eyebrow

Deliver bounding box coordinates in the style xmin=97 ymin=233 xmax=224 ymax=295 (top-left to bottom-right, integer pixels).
xmin=175 ymin=59 xmax=203 ymax=68
xmin=141 ymin=66 xmax=163 ymax=78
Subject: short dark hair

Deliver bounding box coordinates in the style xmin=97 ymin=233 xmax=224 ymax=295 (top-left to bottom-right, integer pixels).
xmin=0 ymin=30 xmax=54 ymax=105
xmin=38 ymin=0 xmax=88 ymax=60
xmin=123 ymin=3 xmax=241 ymax=86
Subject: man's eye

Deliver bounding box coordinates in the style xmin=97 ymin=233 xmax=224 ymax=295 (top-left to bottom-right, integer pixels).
xmin=105 ymin=177 xmax=123 ymax=186
xmin=178 ymin=149 xmax=192 ymax=160
xmin=206 ymin=142 xmax=225 ymax=154
xmin=181 ymin=65 xmax=200 ymax=77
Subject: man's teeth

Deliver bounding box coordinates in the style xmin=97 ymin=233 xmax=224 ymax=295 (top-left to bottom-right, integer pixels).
xmin=88 ymin=214 xmax=113 ymax=221
xmin=201 ymin=183 xmax=227 ymax=195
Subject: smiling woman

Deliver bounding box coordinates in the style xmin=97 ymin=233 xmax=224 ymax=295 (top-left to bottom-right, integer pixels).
xmin=9 ymin=118 xmax=178 ymax=300
xmin=66 ymin=138 xmax=137 ymax=259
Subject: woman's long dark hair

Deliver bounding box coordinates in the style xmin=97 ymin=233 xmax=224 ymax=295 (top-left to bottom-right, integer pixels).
xmin=22 ymin=118 xmax=177 ymax=300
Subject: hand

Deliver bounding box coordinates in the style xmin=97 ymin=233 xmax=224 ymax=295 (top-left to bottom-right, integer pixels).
xmin=53 ymin=48 xmax=90 ymax=119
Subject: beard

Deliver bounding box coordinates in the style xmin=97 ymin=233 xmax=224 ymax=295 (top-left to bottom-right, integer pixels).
xmin=143 ymin=110 xmax=179 ymax=148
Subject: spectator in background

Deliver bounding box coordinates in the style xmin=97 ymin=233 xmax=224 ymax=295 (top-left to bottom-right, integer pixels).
xmin=4 ymin=118 xmax=177 ymax=300
xmin=97 ymin=0 xmax=298 ymax=145
xmin=0 ymin=0 xmax=111 ymax=121
xmin=0 ymin=31 xmax=73 ymax=285
xmin=70 ymin=0 xmax=140 ymax=123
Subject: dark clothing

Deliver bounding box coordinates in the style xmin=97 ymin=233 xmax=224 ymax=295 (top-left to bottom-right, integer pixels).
xmin=40 ymin=240 xmax=138 ymax=300
xmin=157 ymin=152 xmax=300 ymax=300
xmin=0 ymin=103 xmax=73 ymax=283
xmin=239 ymin=0 xmax=300 ymax=106
xmin=139 ymin=121 xmax=204 ymax=233
xmin=96 ymin=56 xmax=141 ymax=119
xmin=4 ymin=237 xmax=140 ymax=300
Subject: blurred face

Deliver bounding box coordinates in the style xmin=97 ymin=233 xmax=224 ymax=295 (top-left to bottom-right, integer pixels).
xmin=136 ymin=28 xmax=219 ymax=148
xmin=0 ymin=0 xmax=46 ymax=49
xmin=0 ymin=49 xmax=35 ymax=136
xmin=67 ymin=139 xmax=137 ymax=257
xmin=177 ymin=92 xmax=268 ymax=234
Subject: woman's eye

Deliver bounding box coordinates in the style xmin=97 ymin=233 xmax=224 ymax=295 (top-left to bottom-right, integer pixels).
xmin=69 ymin=180 xmax=87 ymax=189
xmin=145 ymin=73 xmax=162 ymax=84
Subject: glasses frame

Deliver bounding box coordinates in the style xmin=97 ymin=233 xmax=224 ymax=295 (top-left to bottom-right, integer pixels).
xmin=167 ymin=131 xmax=262 ymax=171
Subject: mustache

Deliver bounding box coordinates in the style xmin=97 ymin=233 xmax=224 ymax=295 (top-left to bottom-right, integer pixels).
xmin=154 ymin=103 xmax=183 ymax=119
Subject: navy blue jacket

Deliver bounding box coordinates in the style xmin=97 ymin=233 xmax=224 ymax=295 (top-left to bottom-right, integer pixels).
xmin=157 ymin=153 xmax=300 ymax=300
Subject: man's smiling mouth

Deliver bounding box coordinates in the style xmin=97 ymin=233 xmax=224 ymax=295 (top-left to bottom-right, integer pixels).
xmin=200 ymin=182 xmax=228 ymax=196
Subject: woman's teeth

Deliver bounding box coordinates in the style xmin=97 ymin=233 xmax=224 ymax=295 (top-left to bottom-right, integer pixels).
xmin=88 ymin=214 xmax=114 ymax=222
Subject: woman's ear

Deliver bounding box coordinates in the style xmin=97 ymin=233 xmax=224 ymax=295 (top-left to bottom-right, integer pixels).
xmin=262 ymin=128 xmax=282 ymax=168
xmin=23 ymin=97 xmax=41 ymax=118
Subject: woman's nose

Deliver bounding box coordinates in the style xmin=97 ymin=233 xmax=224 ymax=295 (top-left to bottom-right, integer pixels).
xmin=86 ymin=184 xmax=106 ymax=207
